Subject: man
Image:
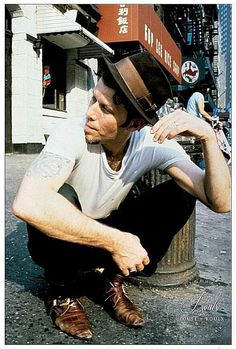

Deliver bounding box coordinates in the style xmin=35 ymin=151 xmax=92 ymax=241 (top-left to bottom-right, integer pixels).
xmin=13 ymin=51 xmax=231 ymax=340
xmin=186 ymin=85 xmax=215 ymax=122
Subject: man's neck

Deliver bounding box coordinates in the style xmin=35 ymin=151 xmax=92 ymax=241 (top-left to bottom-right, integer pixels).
xmin=102 ymin=133 xmax=132 ymax=159
xmin=101 ymin=133 xmax=132 ymax=172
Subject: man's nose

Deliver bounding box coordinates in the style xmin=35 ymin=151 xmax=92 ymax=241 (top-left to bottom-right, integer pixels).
xmin=86 ymin=101 xmax=98 ymax=121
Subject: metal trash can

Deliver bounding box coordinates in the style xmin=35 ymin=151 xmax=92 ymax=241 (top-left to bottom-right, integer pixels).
xmin=133 ymin=137 xmax=202 ymax=287
xmin=130 ymin=98 xmax=203 ymax=287
xmin=152 ymin=208 xmax=197 ymax=287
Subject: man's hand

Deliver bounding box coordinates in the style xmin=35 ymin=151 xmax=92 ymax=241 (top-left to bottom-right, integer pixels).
xmin=151 ymin=109 xmax=215 ymax=144
xmin=111 ymin=232 xmax=150 ymax=276
xmin=150 ymin=109 xmax=231 ymax=214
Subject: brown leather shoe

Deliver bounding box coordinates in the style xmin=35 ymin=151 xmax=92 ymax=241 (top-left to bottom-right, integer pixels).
xmin=99 ymin=274 xmax=145 ymax=327
xmin=47 ymin=297 xmax=92 ymax=339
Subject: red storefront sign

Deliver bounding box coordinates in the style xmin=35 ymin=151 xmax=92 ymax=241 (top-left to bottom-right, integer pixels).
xmin=97 ymin=4 xmax=182 ymax=83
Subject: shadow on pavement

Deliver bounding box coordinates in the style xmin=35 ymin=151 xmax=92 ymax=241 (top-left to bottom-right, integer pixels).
xmin=5 ymin=221 xmax=48 ymax=300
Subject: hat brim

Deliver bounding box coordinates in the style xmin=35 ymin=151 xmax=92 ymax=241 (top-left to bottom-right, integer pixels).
xmin=102 ymin=56 xmax=158 ymax=125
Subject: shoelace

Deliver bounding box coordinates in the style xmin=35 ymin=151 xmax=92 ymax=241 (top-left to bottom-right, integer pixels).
xmin=103 ymin=280 xmax=130 ymax=309
xmin=50 ymin=297 xmax=92 ymax=338
xmin=51 ymin=297 xmax=85 ymax=317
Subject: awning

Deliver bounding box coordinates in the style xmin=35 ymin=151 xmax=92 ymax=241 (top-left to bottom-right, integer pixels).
xmin=36 ymin=4 xmax=114 ymax=58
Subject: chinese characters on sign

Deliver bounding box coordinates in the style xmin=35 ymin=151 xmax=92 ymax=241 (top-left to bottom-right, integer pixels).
xmin=117 ymin=5 xmax=129 ymax=34
xmin=144 ymin=24 xmax=180 ymax=80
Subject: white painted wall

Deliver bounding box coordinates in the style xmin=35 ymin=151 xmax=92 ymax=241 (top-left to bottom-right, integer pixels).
xmin=67 ymin=51 xmax=97 ymax=120
xmin=10 ymin=4 xmax=100 ymax=147
xmin=11 ymin=5 xmax=43 ymax=145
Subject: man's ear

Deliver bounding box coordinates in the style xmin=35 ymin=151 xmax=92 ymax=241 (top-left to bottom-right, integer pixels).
xmin=127 ymin=117 xmax=146 ymax=131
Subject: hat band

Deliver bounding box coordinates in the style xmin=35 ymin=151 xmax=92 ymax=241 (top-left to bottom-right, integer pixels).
xmin=115 ymin=57 xmax=158 ymax=115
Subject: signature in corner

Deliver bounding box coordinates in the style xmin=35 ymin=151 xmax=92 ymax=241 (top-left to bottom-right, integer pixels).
xmin=189 ymin=292 xmax=220 ymax=316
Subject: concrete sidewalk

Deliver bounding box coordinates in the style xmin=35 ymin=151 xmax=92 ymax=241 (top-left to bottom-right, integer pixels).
xmin=5 ymin=154 xmax=232 ymax=346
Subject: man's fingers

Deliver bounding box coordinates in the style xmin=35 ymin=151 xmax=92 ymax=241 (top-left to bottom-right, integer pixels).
xmin=143 ymin=256 xmax=150 ymax=265
xmin=135 ymin=264 xmax=144 ymax=272
xmin=121 ymin=268 xmax=130 ymax=277
xmin=120 ymin=258 xmax=150 ymax=276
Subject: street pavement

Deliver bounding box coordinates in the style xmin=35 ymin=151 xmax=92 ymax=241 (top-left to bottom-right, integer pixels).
xmin=5 ymin=153 xmax=232 ymax=346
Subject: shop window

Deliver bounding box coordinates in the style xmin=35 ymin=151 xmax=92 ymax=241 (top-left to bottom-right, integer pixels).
xmin=42 ymin=39 xmax=66 ymax=111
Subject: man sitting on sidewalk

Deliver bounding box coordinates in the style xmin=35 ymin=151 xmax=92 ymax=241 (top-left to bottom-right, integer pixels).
xmin=13 ymin=51 xmax=231 ymax=340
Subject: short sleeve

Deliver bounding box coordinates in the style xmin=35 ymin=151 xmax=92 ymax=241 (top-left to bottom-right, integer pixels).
xmin=194 ymin=92 xmax=204 ymax=102
xmin=156 ymin=139 xmax=191 ymax=171
xmin=42 ymin=117 xmax=86 ymax=162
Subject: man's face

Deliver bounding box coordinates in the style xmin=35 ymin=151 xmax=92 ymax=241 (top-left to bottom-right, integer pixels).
xmin=84 ymin=78 xmax=128 ymax=144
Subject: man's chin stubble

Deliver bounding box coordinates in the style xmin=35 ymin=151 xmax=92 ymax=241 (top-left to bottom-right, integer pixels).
xmin=85 ymin=136 xmax=100 ymax=145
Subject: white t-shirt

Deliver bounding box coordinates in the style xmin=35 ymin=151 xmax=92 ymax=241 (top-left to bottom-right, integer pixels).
xmin=42 ymin=117 xmax=191 ymax=219
xmin=187 ymin=92 xmax=204 ymax=118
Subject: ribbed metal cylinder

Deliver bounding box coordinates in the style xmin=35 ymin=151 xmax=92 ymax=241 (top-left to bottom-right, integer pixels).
xmin=138 ymin=167 xmax=198 ymax=287
xmin=153 ymin=209 xmax=198 ymax=287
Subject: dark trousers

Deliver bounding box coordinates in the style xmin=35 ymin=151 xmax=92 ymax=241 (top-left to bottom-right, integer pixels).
xmin=27 ymin=180 xmax=196 ymax=286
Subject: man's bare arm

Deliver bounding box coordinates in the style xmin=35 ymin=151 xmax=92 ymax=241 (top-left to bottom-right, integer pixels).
xmin=13 ymin=151 xmax=149 ymax=276
xmin=151 ymin=110 xmax=231 ymax=213
xmin=197 ymin=100 xmax=214 ymax=122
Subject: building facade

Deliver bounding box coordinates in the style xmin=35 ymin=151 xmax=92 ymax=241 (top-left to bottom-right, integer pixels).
xmin=218 ymin=4 xmax=232 ymax=113
xmin=159 ymin=5 xmax=219 ymax=110
xmin=6 ymin=4 xmax=223 ymax=153
xmin=97 ymin=4 xmax=220 ymax=111
xmin=5 ymin=4 xmax=113 ymax=153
